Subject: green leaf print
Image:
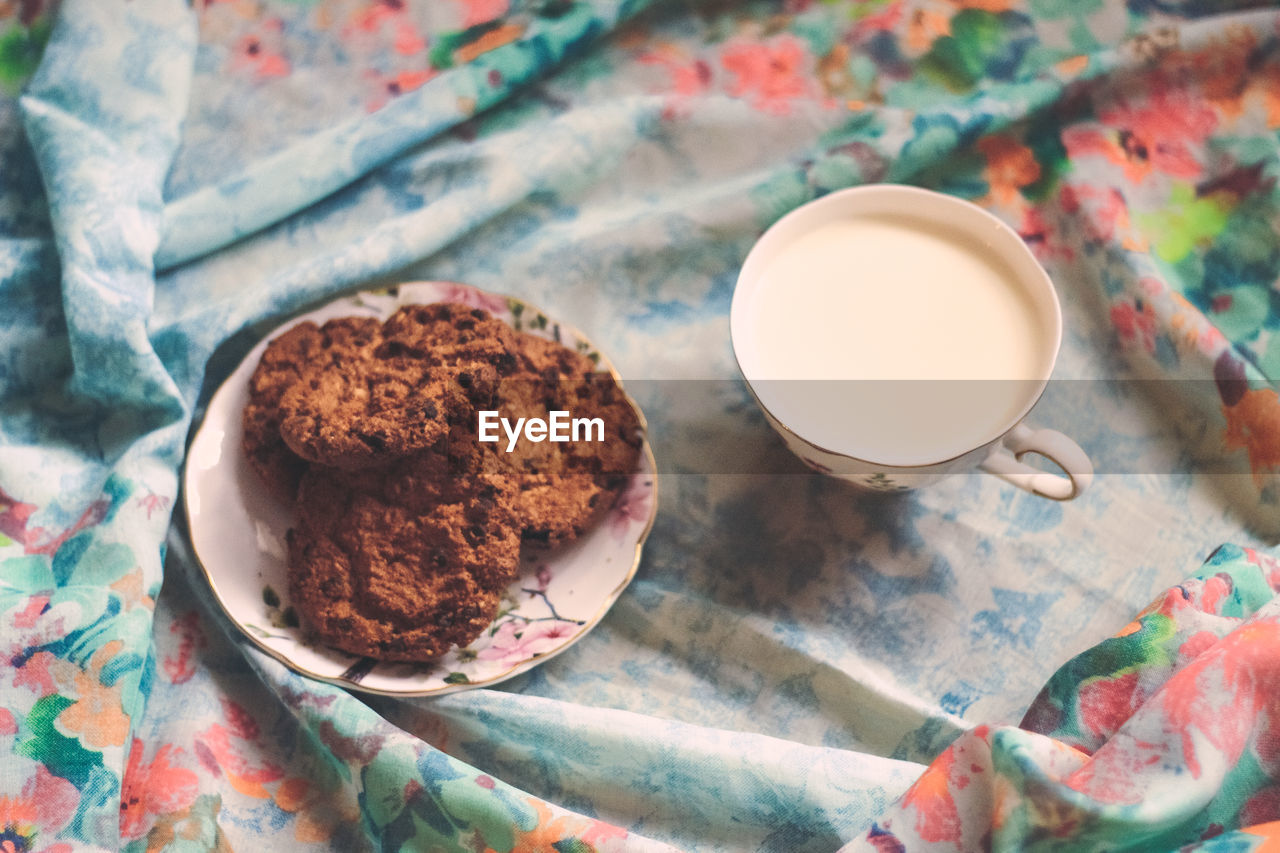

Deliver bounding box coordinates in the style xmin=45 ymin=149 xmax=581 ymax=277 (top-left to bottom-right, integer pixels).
xmin=1022 ymin=118 xmax=1070 ymax=201
xmin=1137 ymin=183 xmax=1231 ymax=264
xmin=0 ymin=19 xmax=52 ymax=95
xmin=919 ymin=11 xmax=1022 ymax=91
xmin=1 ymin=555 xmax=55 ymax=593
xmin=18 ymin=694 xmax=105 ymax=787
xmin=52 ymin=539 xmax=135 ymax=588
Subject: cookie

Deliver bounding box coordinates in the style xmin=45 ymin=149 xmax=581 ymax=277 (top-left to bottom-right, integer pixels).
xmin=514 ymin=332 xmax=597 ymax=381
xmin=243 ymin=299 xmax=646 ymax=662
xmin=490 ymin=332 xmax=643 ymax=548
xmin=286 ymin=438 xmax=521 ymax=661
xmin=380 ymin=302 xmax=519 ymax=353
xmin=277 ymin=350 xmax=452 ymax=469
xmin=242 ymin=317 xmax=381 ymax=501
xmin=276 ymin=304 xmax=529 ymax=469
xmin=379 ymin=302 xmax=522 ymax=397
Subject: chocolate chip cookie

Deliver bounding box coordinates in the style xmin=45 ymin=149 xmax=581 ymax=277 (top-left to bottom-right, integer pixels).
xmin=242 ymin=317 xmax=382 ymax=501
xmin=242 ymin=298 xmax=646 ymax=663
xmin=286 ymin=435 xmax=521 ymax=661
xmin=491 ymin=333 xmax=643 ymax=549
xmin=275 ymin=304 xmax=529 ymax=469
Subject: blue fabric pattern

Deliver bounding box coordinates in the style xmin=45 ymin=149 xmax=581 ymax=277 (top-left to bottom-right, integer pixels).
xmin=3 ymin=0 xmax=1280 ymax=851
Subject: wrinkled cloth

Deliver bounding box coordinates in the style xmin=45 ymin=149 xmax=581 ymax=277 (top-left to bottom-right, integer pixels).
xmin=4 ymin=0 xmax=1280 ymax=851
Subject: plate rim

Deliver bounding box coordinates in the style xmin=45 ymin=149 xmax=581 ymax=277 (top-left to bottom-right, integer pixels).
xmin=181 ymin=280 xmax=659 ymax=697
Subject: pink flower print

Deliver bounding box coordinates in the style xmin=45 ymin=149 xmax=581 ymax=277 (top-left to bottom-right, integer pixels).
xmin=119 ymin=740 xmax=200 ymax=840
xmin=12 ymin=595 xmax=48 ymax=630
xmin=1068 ymin=618 xmax=1280 ymax=808
xmin=459 ymin=0 xmax=509 ymax=28
xmin=0 ymin=487 xmax=37 ymax=545
xmin=432 ymin=283 xmax=510 ymax=317
xmin=229 ymin=20 xmax=290 ymax=80
xmin=0 ymin=486 xmax=108 ymax=557
xmin=899 ymin=742 xmax=963 ymax=842
xmin=0 ymin=763 xmax=78 ymax=853
xmin=162 ymin=610 xmax=206 ymax=685
xmin=1108 ymin=86 xmax=1217 ymax=179
xmin=364 ymin=69 xmax=437 ymax=112
xmin=580 ymin=819 xmax=629 ymax=845
xmin=851 ymin=0 xmax=905 ymax=38
xmin=638 ymin=44 xmax=712 ymax=97
xmin=4 ymin=599 xmax=73 ymax=664
xmin=477 ymin=619 xmax=580 ymax=669
xmin=533 ymin=564 xmax=553 ymax=593
xmin=638 ymin=43 xmax=713 ymax=119
xmin=1163 ymin=620 xmax=1280 ymax=779
xmin=609 ymin=476 xmax=652 ymax=537
xmin=1077 ymin=671 xmax=1142 ymax=744
xmin=12 ymin=650 xmax=56 ymax=697
xmin=195 ymin=722 xmax=285 ymax=798
xmin=136 ymin=491 xmax=171 ymax=520
xmin=720 ymin=34 xmax=816 ymax=116
xmin=394 ymin=27 xmax=426 ymax=56
xmin=1013 ymin=202 xmax=1075 ymax=263
xmin=1110 ymin=298 xmax=1157 ymax=354
xmin=1199 ymin=572 xmax=1233 ymax=614
xmin=1059 ymin=184 xmax=1135 ymax=247
xmin=1178 ymin=630 xmax=1219 ymax=665
xmin=219 ymin=697 xmax=261 ymax=740
xmin=1063 ymin=82 xmax=1217 ymax=184
xmin=347 ymin=0 xmax=426 ymax=57
xmin=1018 ymin=205 xmax=1074 ymax=264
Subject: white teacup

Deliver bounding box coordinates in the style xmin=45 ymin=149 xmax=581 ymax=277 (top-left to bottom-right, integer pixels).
xmin=730 ymin=184 xmax=1092 ymax=500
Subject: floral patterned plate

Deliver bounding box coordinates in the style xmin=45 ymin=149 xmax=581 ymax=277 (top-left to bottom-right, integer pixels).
xmin=183 ymin=281 xmax=657 ymax=696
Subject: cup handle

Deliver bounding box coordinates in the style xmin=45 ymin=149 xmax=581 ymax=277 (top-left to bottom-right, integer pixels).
xmin=978 ymin=424 xmax=1093 ymax=501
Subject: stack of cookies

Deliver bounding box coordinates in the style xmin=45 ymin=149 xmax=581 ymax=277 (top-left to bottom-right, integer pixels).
xmin=241 ymin=302 xmax=643 ymax=662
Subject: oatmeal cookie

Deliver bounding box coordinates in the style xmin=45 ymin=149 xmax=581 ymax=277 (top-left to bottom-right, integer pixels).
xmin=286 ymin=439 xmax=521 ymax=661
xmin=378 ymin=302 xmax=523 ymax=402
xmin=244 ymin=298 xmax=646 ymax=662
xmin=490 ymin=332 xmax=643 ymax=548
xmin=276 ymin=349 xmax=453 ymax=469
xmin=242 ymin=317 xmax=381 ymax=501
xmin=514 ymin=332 xmax=596 ymax=381
xmin=380 ymin=302 xmax=521 ymax=360
xmin=276 ymin=304 xmax=527 ymax=469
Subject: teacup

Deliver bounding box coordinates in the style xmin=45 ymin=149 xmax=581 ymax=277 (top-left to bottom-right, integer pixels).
xmin=730 ymin=184 xmax=1092 ymax=500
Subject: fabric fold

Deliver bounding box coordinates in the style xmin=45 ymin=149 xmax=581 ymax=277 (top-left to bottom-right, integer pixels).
xmin=154 ymin=0 xmax=655 ymax=271
xmin=841 ymin=544 xmax=1280 ymax=851
xmin=4 ymin=1 xmax=197 ymax=849
xmin=4 ymin=1 xmax=1280 ymax=851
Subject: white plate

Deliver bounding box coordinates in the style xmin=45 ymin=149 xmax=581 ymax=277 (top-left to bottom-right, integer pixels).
xmin=183 ymin=281 xmax=657 ymax=696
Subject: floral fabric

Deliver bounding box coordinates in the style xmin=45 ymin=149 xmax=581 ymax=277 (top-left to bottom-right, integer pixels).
xmin=3 ymin=0 xmax=1280 ymax=851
